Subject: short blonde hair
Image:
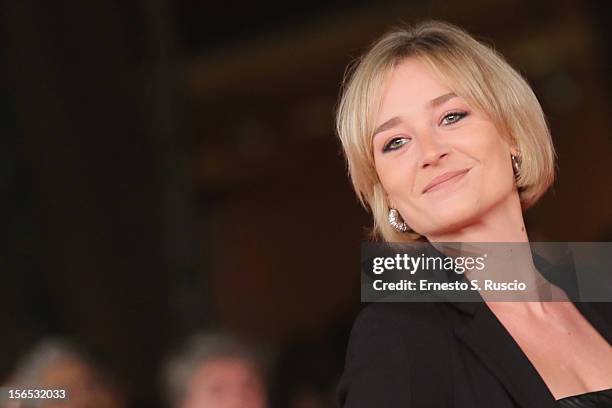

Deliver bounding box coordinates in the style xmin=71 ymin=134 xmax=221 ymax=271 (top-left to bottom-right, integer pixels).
xmin=335 ymin=20 xmax=556 ymax=242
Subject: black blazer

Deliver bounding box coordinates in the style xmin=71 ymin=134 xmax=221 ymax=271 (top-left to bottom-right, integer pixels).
xmin=337 ymin=256 xmax=612 ymax=407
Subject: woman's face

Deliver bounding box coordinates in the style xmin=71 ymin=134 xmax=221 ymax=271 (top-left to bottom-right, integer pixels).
xmin=372 ymin=57 xmax=518 ymax=239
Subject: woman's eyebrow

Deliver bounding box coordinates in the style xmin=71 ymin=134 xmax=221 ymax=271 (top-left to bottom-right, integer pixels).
xmin=429 ymin=92 xmax=457 ymax=108
xmin=372 ymin=116 xmax=402 ymax=138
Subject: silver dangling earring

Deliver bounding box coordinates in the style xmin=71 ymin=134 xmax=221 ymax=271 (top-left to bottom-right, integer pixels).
xmin=511 ymin=154 xmax=522 ymax=178
xmin=388 ymin=208 xmax=410 ymax=233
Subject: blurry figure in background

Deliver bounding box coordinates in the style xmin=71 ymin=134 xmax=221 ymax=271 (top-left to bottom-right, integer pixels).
xmin=4 ymin=338 xmax=125 ymax=408
xmin=163 ymin=333 xmax=268 ymax=408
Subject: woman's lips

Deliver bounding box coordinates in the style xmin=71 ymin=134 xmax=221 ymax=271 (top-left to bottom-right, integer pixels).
xmin=422 ymin=168 xmax=470 ymax=194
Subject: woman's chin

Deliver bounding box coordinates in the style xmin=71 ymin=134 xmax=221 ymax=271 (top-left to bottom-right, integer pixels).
xmin=417 ymin=208 xmax=481 ymax=240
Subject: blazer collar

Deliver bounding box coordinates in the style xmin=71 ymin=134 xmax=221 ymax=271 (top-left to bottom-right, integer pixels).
xmin=445 ymin=247 xmax=612 ymax=407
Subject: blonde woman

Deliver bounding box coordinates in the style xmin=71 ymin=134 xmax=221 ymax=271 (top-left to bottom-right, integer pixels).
xmin=335 ymin=21 xmax=612 ymax=407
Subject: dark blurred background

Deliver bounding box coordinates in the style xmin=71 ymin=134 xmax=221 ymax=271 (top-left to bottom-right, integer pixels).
xmin=1 ymin=0 xmax=611 ymax=407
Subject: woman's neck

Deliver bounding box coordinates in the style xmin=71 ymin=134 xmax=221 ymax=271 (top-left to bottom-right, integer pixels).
xmin=424 ymin=194 xmax=557 ymax=303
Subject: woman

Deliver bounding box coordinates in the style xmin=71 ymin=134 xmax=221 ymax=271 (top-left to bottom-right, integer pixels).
xmin=335 ymin=21 xmax=612 ymax=407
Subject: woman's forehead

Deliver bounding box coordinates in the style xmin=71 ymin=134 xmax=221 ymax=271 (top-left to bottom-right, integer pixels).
xmin=379 ymin=60 xmax=455 ymax=106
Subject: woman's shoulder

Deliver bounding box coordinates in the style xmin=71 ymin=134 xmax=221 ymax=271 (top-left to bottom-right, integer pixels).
xmin=343 ymin=301 xmax=455 ymax=374
xmin=348 ymin=302 xmax=452 ymax=347
xmin=337 ymin=302 xmax=454 ymax=407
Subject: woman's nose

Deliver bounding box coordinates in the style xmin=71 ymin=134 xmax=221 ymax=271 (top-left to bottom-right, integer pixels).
xmin=417 ymin=131 xmax=450 ymax=168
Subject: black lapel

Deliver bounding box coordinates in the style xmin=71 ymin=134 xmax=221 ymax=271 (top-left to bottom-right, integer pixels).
xmin=451 ymin=302 xmax=559 ymax=408
xmin=574 ymin=302 xmax=612 ymax=345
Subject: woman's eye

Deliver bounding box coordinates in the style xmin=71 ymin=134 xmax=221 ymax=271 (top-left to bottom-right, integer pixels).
xmin=383 ymin=137 xmax=409 ymax=152
xmin=440 ymin=111 xmax=468 ymax=126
